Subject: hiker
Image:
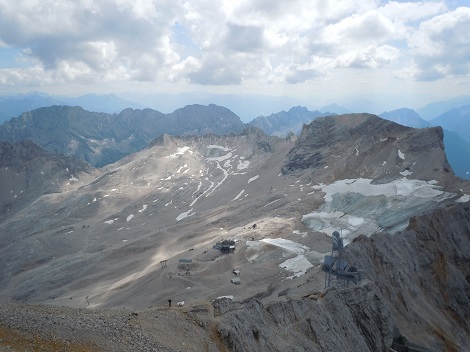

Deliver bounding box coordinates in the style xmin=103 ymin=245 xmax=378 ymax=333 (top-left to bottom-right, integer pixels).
xmin=168 ymin=299 xmax=172 ymax=307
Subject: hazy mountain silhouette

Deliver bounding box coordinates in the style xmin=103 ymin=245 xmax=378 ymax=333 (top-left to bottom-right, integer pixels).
xmin=417 ymin=95 xmax=470 ymax=120
xmin=0 ymin=92 xmax=143 ymax=124
xmin=379 ymin=108 xmax=431 ymax=128
xmin=0 ymin=104 xmax=245 ymax=167
xmin=249 ymin=106 xmax=334 ymax=136
xmin=429 ymin=104 xmax=470 ymax=143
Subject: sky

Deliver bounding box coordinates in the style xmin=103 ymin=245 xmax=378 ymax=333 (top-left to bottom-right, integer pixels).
xmin=1 ymin=0 xmax=470 ymax=108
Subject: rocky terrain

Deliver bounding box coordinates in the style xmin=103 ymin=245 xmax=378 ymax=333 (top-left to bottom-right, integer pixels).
xmin=0 ymin=114 xmax=469 ymax=351
xmin=251 ymin=107 xmax=470 ymax=181
xmin=0 ymin=140 xmax=96 ymax=219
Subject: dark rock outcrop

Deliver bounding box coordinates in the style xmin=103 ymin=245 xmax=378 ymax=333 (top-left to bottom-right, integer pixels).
xmin=344 ymin=202 xmax=470 ymax=351
xmin=210 ymin=281 xmax=393 ymax=352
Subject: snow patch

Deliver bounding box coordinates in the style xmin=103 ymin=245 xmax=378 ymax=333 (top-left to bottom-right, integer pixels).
xmin=281 ymin=255 xmax=313 ymax=278
xmin=165 ymin=146 xmax=191 ymax=158
xmin=261 ymin=238 xmax=309 ymax=255
xmin=457 ymin=195 xmax=470 ymax=203
xmin=313 ymin=178 xmax=447 ymax=202
xmin=248 ymin=175 xmax=259 ymax=184
xmin=398 ymin=150 xmax=405 ymax=160
xmin=258 ymin=238 xmax=313 ymax=277
xmin=237 ymin=160 xmax=250 ymax=170
xmin=176 ymin=209 xmax=193 ymax=221
xmin=126 ymin=214 xmax=134 ymax=222
xmin=233 ymin=190 xmax=245 ymax=201
xmin=304 ymin=177 xmax=455 ymax=241
xmin=293 ymin=230 xmax=308 ymax=236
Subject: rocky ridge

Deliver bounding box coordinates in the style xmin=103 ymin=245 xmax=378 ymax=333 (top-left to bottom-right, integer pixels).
xmin=0 ymin=280 xmax=393 ymax=352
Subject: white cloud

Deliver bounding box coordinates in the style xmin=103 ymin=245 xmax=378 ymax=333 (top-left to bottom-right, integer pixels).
xmin=323 ymin=11 xmax=401 ymax=46
xmin=223 ymin=23 xmax=265 ymax=53
xmin=336 ymin=45 xmax=400 ymax=69
xmin=0 ymin=0 xmax=180 ymax=80
xmin=379 ymin=1 xmax=447 ymax=22
xmin=404 ymin=6 xmax=470 ymax=80
xmin=0 ymin=0 xmax=468 ymax=90
xmin=0 ymin=66 xmax=49 ymax=86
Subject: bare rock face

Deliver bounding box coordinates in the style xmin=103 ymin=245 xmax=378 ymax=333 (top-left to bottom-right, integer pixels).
xmin=0 ymin=140 xmax=94 ymax=218
xmin=211 ymin=280 xmax=392 ymax=352
xmin=344 ymin=202 xmax=470 ymax=351
xmin=283 ymin=114 xmax=453 ymax=184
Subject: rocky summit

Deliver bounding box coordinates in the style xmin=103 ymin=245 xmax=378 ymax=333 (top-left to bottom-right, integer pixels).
xmin=0 ymin=113 xmax=469 ymax=351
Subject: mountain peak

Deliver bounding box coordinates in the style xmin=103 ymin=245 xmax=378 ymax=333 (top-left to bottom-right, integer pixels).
xmin=283 ymin=113 xmax=452 ymax=183
xmin=379 ymin=108 xmax=430 ymax=129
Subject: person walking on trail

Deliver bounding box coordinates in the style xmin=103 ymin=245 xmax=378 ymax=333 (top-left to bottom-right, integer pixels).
xmin=168 ymin=299 xmax=172 ymax=307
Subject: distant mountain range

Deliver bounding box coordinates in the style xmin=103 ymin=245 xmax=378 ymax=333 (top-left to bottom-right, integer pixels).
xmin=429 ymin=104 xmax=470 ymax=142
xmin=120 ymin=92 xmax=309 ymax=122
xmin=0 ymin=104 xmax=245 ymax=167
xmin=379 ymin=108 xmax=431 ymax=128
xmin=3 ymin=91 xmax=470 ymax=123
xmin=0 ymin=92 xmax=310 ymax=124
xmin=0 ymin=92 xmax=144 ymax=124
xmin=1 ymin=96 xmax=470 ymax=179
xmin=249 ymin=106 xmax=334 ymax=136
xmin=417 ymin=95 xmax=470 ymax=120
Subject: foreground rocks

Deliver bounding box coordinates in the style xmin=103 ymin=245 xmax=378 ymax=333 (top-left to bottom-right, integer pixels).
xmin=210 ymin=281 xmax=392 ymax=352
xmin=345 ymin=202 xmax=470 ymax=351
xmin=0 ymin=280 xmax=392 ymax=352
